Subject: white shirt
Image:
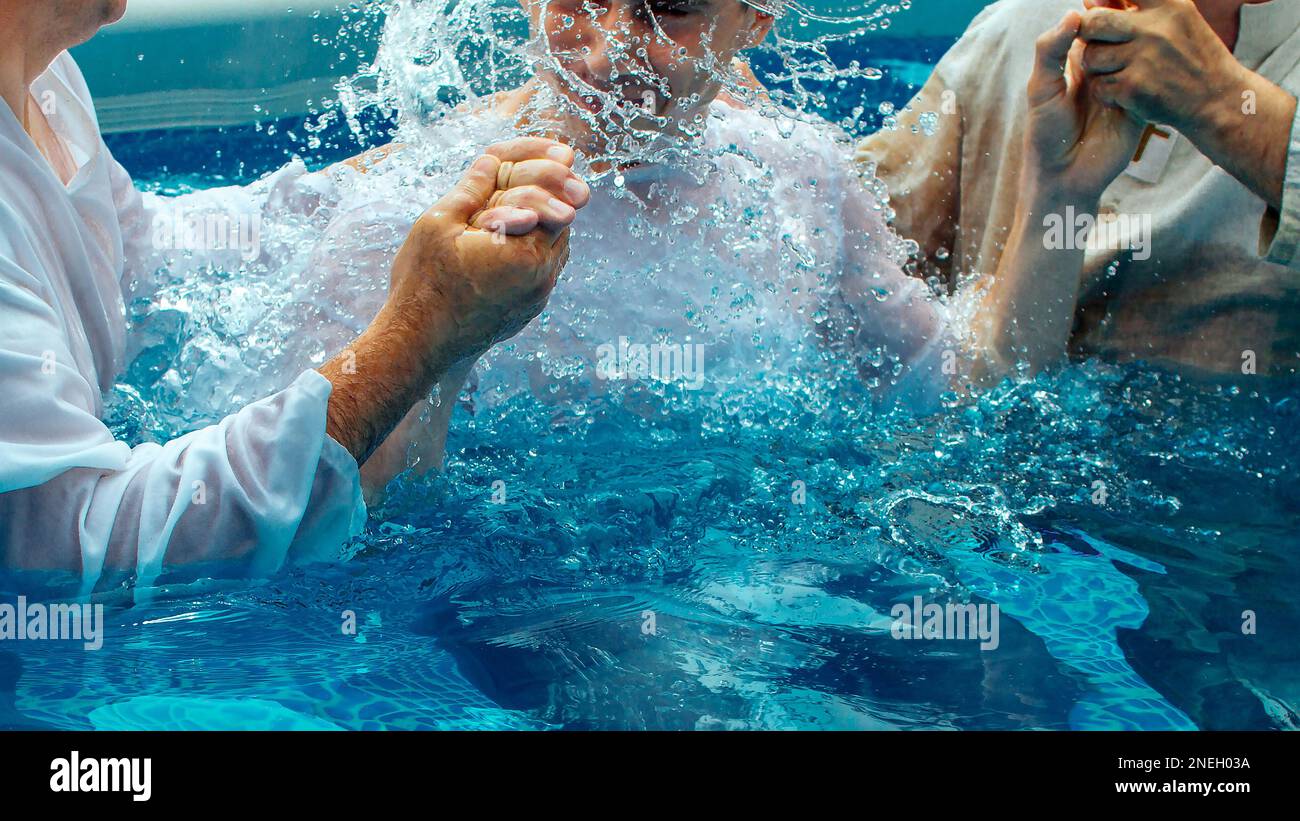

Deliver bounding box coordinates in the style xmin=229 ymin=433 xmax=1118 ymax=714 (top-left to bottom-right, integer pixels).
xmin=0 ymin=53 xmax=365 ymax=597
xmin=155 ymin=99 xmax=951 ymax=456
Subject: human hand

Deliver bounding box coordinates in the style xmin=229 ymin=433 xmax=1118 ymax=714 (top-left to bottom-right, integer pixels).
xmin=1023 ymin=11 xmax=1145 ymax=202
xmin=386 ymin=137 xmax=589 ymax=369
xmin=1078 ymin=0 xmax=1246 ymax=134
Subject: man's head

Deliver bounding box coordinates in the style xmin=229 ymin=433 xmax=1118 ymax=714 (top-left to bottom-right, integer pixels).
xmin=521 ymin=0 xmax=775 ymax=151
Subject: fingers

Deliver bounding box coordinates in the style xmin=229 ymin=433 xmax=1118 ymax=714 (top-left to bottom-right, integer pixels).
xmin=1082 ymin=41 xmax=1133 ymax=75
xmin=497 ymin=158 xmax=591 ymax=208
xmin=1029 ymin=12 xmax=1081 ymax=106
xmin=1066 ymin=37 xmax=1087 ymax=92
xmin=474 ymin=206 xmax=541 ymax=238
xmin=473 ymin=185 xmax=577 ymax=235
xmin=434 ymin=154 xmax=502 ymax=225
xmin=1079 ymin=7 xmax=1137 ymax=44
xmin=486 ymin=137 xmax=576 ymax=168
xmin=1038 ymin=12 xmax=1081 ymax=72
xmin=452 ymin=138 xmax=587 ymax=242
xmin=1091 ymin=72 xmax=1132 ymax=108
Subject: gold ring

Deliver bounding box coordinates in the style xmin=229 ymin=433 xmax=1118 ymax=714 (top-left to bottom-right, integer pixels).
xmin=496 ymin=160 xmax=515 ymax=191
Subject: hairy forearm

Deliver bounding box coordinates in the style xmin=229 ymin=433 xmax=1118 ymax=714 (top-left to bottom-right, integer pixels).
xmin=973 ymin=186 xmax=1097 ymax=382
xmin=318 ymin=302 xmax=457 ymax=466
xmin=1185 ymin=64 xmax=1296 ymax=211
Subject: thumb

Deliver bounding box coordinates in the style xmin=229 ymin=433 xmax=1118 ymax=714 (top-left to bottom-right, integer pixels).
xmin=1029 ymin=11 xmax=1082 ymax=106
xmin=433 ymin=155 xmax=501 ymax=225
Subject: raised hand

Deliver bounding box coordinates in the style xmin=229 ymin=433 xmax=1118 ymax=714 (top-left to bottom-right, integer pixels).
xmin=321 ymin=137 xmax=589 ymax=464
xmin=387 ymin=138 xmax=589 ymax=367
xmin=1024 ymin=10 xmax=1145 ymax=202
xmin=1076 ymin=0 xmax=1294 ymax=211
xmin=1078 ymin=0 xmax=1239 ymax=133
xmin=470 ymin=137 xmax=591 ymax=236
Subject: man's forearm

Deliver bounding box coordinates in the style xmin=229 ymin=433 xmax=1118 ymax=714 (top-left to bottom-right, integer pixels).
xmin=1185 ymin=63 xmax=1296 ymax=212
xmin=319 ymin=305 xmax=456 ymax=466
xmin=974 ymin=186 xmax=1097 ymax=381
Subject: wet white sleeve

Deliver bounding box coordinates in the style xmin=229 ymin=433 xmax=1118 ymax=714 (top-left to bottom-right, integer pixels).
xmin=109 ymin=154 xmax=350 ymax=303
xmin=0 ymin=227 xmax=366 ymax=596
xmin=836 ymin=156 xmax=952 ymax=411
xmin=48 ymin=47 xmax=352 ymax=303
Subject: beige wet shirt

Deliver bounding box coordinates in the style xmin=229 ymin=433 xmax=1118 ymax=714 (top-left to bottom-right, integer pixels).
xmin=857 ymin=0 xmax=1300 ymax=375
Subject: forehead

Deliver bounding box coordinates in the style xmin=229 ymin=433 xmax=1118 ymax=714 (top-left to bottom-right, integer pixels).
xmin=531 ymin=0 xmax=756 ymax=34
xmin=534 ymin=0 xmax=741 ymax=13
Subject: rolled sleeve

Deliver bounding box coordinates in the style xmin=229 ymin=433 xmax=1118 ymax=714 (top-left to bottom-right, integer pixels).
xmin=1263 ymin=96 xmax=1300 ymax=267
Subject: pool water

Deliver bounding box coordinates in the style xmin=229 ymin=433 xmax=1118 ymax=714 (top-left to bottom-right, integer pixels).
xmin=11 ymin=354 xmax=1299 ymax=730
xmin=4 ymin=35 xmax=1299 ymax=731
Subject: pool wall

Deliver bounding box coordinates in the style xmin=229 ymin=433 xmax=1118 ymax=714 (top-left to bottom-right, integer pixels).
xmin=71 ymin=0 xmax=992 ymax=133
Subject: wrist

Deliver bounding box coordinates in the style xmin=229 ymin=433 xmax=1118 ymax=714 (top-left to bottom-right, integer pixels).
xmin=1018 ymin=175 xmax=1102 ymax=218
xmin=1175 ymin=59 xmax=1293 ymax=209
xmin=1180 ymin=53 xmax=1250 ymax=138
xmin=1020 ymin=135 xmax=1111 ymax=212
xmin=373 ymin=297 xmax=463 ymax=385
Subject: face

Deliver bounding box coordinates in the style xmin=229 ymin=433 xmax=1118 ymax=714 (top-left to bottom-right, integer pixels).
xmin=46 ymin=0 xmax=128 ymax=48
xmin=523 ymin=0 xmax=773 ymax=148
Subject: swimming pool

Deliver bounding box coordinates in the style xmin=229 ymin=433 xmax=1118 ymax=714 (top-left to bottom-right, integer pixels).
xmin=5 ymin=20 xmax=1299 ymax=732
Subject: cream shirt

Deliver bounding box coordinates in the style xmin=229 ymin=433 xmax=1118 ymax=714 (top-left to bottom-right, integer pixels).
xmin=858 ymin=0 xmax=1300 ymax=375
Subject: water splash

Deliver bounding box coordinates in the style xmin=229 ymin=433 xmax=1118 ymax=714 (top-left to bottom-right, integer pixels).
xmin=334 ymin=0 xmax=911 ymax=177
xmin=81 ymin=2 xmax=1300 ymax=729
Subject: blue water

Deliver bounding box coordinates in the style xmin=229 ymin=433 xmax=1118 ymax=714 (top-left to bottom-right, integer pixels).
xmin=3 ymin=46 xmax=1298 ymax=731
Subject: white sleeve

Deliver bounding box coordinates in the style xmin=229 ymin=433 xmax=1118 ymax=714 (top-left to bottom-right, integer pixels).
xmin=109 ymin=154 xmax=351 ymax=304
xmin=0 ymin=227 xmax=366 ymax=597
xmin=48 ymin=48 xmax=352 ymax=304
xmin=835 ymin=155 xmax=953 ymax=411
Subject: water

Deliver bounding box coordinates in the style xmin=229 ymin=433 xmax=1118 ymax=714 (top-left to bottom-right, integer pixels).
xmin=12 ymin=361 xmax=1298 ymax=730
xmin=4 ymin=1 xmax=1298 ymax=731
